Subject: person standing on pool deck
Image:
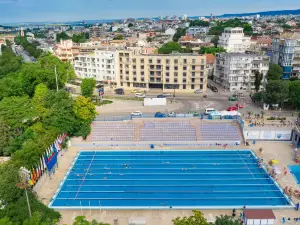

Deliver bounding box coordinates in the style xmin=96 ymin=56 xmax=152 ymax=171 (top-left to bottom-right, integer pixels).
xmin=296 ymin=202 xmax=299 ymax=211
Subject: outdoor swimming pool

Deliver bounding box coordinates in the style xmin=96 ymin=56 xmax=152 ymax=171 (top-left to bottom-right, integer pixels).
xmin=289 ymin=165 xmax=300 ymax=184
xmin=50 ymin=150 xmax=291 ymax=209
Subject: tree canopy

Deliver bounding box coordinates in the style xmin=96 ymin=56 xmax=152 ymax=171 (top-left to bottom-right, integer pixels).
xmin=265 ymin=80 xmax=290 ymax=106
xmin=81 ymin=78 xmax=96 ymax=98
xmin=0 ymin=43 xmax=95 ymax=224
xmin=113 ymin=35 xmax=124 ymax=40
xmin=267 ymin=64 xmax=283 ymax=80
xmin=208 ymin=18 xmax=253 ymax=36
xmin=289 ymin=80 xmax=300 ymax=109
xmin=56 ymin=32 xmax=71 ymax=42
xmin=199 ymin=46 xmax=226 ymax=55
xmin=189 ymin=20 xmax=210 ymax=27
xmin=72 ymin=33 xmax=89 ymax=43
xmin=173 ymin=28 xmax=187 ymax=42
xmin=173 ymin=210 xmax=210 ymax=225
xmin=14 ymin=36 xmax=43 ymax=59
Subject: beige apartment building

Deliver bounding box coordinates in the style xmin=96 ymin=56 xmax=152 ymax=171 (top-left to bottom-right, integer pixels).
xmin=117 ymin=50 xmax=208 ymax=92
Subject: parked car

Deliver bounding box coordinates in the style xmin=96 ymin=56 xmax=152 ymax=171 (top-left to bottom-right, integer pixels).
xmin=135 ymin=93 xmax=145 ymax=98
xmin=228 ymin=96 xmax=237 ymax=101
xmin=154 ymin=112 xmax=166 ymax=118
xmin=131 ymin=111 xmax=142 ymax=116
xmin=188 ymin=111 xmax=199 ymax=116
xmin=157 ymin=94 xmax=167 ymax=98
xmin=236 ymin=103 xmax=244 ymax=108
xmin=211 ymin=87 xmax=218 ymax=92
xmin=207 ymin=83 xmax=212 ymax=89
xmin=161 ymin=93 xmax=171 ymax=97
xmin=205 ymin=108 xmax=216 ymax=115
xmin=227 ymin=106 xmax=238 ymax=111
xmin=168 ymin=112 xmax=176 ymax=117
xmin=114 ymin=88 xmax=124 ymax=95
xmin=194 ymin=89 xmax=203 ymax=94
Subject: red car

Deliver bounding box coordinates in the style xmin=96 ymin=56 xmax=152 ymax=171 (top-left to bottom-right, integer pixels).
xmin=227 ymin=106 xmax=238 ymax=111
xmin=236 ymin=103 xmax=244 ymax=108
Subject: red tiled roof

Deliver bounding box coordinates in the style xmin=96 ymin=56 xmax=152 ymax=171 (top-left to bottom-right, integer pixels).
xmin=205 ymin=54 xmax=215 ymax=64
xmin=244 ymin=210 xmax=276 ymax=219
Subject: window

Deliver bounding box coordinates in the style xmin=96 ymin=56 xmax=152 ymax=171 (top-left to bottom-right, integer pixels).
xmin=121 ymin=82 xmax=123 ymax=86
xmin=174 ymin=59 xmax=178 ymax=64
xmin=166 ymin=66 xmax=170 ymax=70
xmin=127 ymin=82 xmax=130 ymax=87
xmin=183 ymin=72 xmax=187 ymax=77
xmin=192 ymin=78 xmax=195 ymax=83
xmin=174 ymin=72 xmax=178 ymax=77
xmin=183 ymin=84 xmax=186 ymax=89
xmin=141 ymin=71 xmax=144 ymax=75
xmin=156 ymin=78 xmax=161 ymax=82
xmin=140 ymin=59 xmax=144 ymax=63
xmin=166 ymin=72 xmax=169 ymax=77
xmin=201 ymin=65 xmax=204 ymax=70
xmin=149 ymin=59 xmax=152 ymax=63
xmin=200 ymin=72 xmax=204 ymax=77
xmin=132 ymin=59 xmax=136 ymax=63
xmin=183 ymin=79 xmax=186 ymax=83
xmin=183 ymin=66 xmax=187 ymax=70
xmin=191 ymin=84 xmax=195 ymax=89
xmin=192 ymin=72 xmax=195 ymax=77
xmin=192 ymin=66 xmax=196 ymax=70
xmin=166 ymin=78 xmax=169 ymax=83
xmin=183 ymin=59 xmax=187 ymax=64
xmin=141 ymin=78 xmax=145 ymax=82
xmin=174 ymin=66 xmax=178 ymax=70
xmin=133 ymin=78 xmax=137 ymax=81
xmin=157 ymin=59 xmax=161 ymax=64
xmin=141 ymin=65 xmax=144 ymax=69
xmin=174 ymin=78 xmax=178 ymax=83
xmin=133 ymin=71 xmax=136 ymax=75
xmin=201 ymin=59 xmax=205 ymax=64
xmin=133 ymin=65 xmax=136 ymax=69
xmin=166 ymin=59 xmax=170 ymax=64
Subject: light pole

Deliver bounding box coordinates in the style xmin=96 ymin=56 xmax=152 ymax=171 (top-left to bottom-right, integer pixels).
xmin=54 ymin=65 xmax=58 ymax=92
xmin=17 ymin=167 xmax=32 ymax=218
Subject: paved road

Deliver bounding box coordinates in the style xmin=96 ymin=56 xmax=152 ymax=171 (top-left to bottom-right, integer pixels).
xmin=13 ymin=45 xmax=35 ymax=62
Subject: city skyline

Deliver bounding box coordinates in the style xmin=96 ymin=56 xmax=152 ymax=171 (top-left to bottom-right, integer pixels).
xmin=0 ymin=0 xmax=300 ymax=23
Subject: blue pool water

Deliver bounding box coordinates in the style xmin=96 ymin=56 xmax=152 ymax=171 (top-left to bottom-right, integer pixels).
xmin=289 ymin=165 xmax=300 ymax=184
xmin=50 ymin=150 xmax=291 ymax=209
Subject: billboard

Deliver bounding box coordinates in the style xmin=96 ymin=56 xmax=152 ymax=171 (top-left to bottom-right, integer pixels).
xmin=275 ymin=131 xmax=291 ymax=140
xmin=244 ymin=131 xmax=260 ymax=139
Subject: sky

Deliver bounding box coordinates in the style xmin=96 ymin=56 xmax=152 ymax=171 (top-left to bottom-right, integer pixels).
xmin=0 ymin=0 xmax=300 ymax=23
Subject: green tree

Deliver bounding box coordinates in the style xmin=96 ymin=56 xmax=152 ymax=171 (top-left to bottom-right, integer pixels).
xmin=189 ymin=20 xmax=210 ymax=27
xmin=72 ymin=33 xmax=87 ymax=43
xmin=158 ymin=41 xmax=183 ymax=54
xmin=215 ymin=215 xmax=242 ymax=225
xmin=113 ymin=35 xmax=124 ymax=40
xmin=173 ymin=28 xmax=187 ymax=42
xmin=211 ymin=35 xmax=219 ymax=47
xmin=208 ymin=18 xmax=253 ymax=36
xmin=81 ymin=78 xmax=96 ymax=98
xmin=128 ymin=23 xmax=134 ymax=27
xmin=265 ymin=80 xmax=290 ymax=107
xmin=289 ymin=80 xmax=300 ymax=109
xmin=146 ymin=37 xmax=153 ymax=42
xmin=252 ymin=91 xmax=265 ymax=102
xmin=267 ymin=64 xmax=283 ymax=80
xmin=72 ymin=216 xmax=110 ymax=225
xmin=32 ymin=83 xmax=49 ymax=116
xmin=0 ymin=217 xmax=15 ymax=225
xmin=254 ymin=71 xmax=263 ymax=92
xmin=56 ymin=32 xmax=71 ymax=42
xmin=172 ymin=210 xmax=210 ymax=225
xmin=199 ymin=46 xmax=226 ymax=55
xmin=73 ymin=96 xmax=97 ymax=123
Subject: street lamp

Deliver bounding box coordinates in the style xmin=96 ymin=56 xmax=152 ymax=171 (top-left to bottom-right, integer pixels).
xmin=16 ymin=167 xmax=32 ymax=218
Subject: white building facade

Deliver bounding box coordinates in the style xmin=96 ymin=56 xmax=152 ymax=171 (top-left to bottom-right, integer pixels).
xmin=74 ymin=50 xmax=117 ymax=82
xmin=214 ymin=53 xmax=269 ymax=92
xmin=218 ymin=27 xmax=251 ymax=53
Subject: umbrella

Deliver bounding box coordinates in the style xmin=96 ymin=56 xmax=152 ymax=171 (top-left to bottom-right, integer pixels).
xmin=271 ymin=159 xmax=279 ymax=164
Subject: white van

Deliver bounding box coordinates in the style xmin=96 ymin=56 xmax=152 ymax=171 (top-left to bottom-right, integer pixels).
xmin=205 ymin=108 xmax=216 ymax=115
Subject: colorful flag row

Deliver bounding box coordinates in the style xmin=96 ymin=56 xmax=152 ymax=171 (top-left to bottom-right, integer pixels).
xmin=28 ymin=133 xmax=68 ymax=187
